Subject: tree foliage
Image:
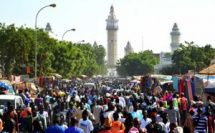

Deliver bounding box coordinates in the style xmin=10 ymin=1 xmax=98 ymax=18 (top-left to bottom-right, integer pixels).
xmin=52 ymin=42 xmax=87 ymax=78
xmin=0 ymin=23 xmax=107 ymax=78
xmin=161 ymin=42 xmax=215 ymax=74
xmin=0 ymin=23 xmax=57 ymax=77
xmin=76 ymin=43 xmax=99 ymax=77
xmin=116 ymin=50 xmax=158 ymax=76
xmin=93 ymin=43 xmax=107 ymax=75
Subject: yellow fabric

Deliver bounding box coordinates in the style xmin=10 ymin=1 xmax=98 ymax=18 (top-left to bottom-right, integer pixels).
xmin=104 ymin=115 xmax=112 ymax=127
xmin=58 ymin=92 xmax=65 ymax=97
xmin=163 ymin=101 xmax=167 ymax=108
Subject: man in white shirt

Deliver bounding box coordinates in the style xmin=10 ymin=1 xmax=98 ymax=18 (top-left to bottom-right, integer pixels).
xmin=159 ymin=112 xmax=170 ymax=133
xmin=37 ymin=105 xmax=49 ymax=127
xmin=140 ymin=110 xmax=152 ymax=128
xmin=118 ymin=93 xmax=126 ymax=108
xmin=78 ymin=109 xmax=94 ymax=133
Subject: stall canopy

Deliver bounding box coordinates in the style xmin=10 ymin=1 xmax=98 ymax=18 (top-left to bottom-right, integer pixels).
xmin=50 ymin=73 xmax=62 ymax=79
xmin=204 ymin=81 xmax=215 ymax=95
xmin=199 ymin=64 xmax=215 ymax=75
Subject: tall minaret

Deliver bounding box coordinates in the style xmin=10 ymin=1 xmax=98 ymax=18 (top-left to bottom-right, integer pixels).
xmin=124 ymin=41 xmax=134 ymax=56
xmin=106 ymin=5 xmax=118 ymax=68
xmin=170 ymin=23 xmax=180 ymax=54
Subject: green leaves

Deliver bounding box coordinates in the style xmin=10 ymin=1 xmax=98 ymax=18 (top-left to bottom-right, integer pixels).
xmin=0 ymin=23 xmax=107 ymax=78
xmin=116 ymin=50 xmax=158 ymax=76
xmin=161 ymin=42 xmax=215 ymax=74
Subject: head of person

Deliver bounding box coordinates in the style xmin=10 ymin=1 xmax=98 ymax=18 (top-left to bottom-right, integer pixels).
xmin=124 ymin=113 xmax=134 ymax=132
xmin=197 ymin=107 xmax=202 ymax=115
xmin=173 ymin=93 xmax=177 ymax=98
xmin=60 ymin=114 xmax=64 ymax=124
xmin=81 ymin=98 xmax=86 ymax=104
xmin=80 ymin=102 xmax=85 ymax=110
xmin=33 ymin=118 xmax=44 ymax=131
xmin=159 ymin=101 xmax=163 ymax=107
xmin=169 ymin=100 xmax=173 ymax=108
xmin=39 ymin=105 xmax=44 ymax=114
xmin=152 ymin=124 xmax=163 ymax=133
xmin=161 ymin=112 xmax=168 ymax=122
xmin=133 ymin=118 xmax=141 ymax=129
xmin=116 ymin=105 xmax=122 ymax=113
xmin=92 ymin=99 xmax=97 ymax=106
xmin=70 ymin=117 xmax=78 ymax=126
xmin=85 ymin=95 xmax=89 ymax=102
xmin=133 ymin=102 xmax=138 ymax=112
xmin=7 ymin=101 xmax=11 ymax=107
xmin=72 ymin=92 xmax=76 ymax=98
xmin=69 ymin=102 xmax=74 ymax=109
xmin=142 ymin=110 xmax=148 ymax=118
xmin=19 ymin=90 xmax=23 ymax=94
xmin=25 ymin=88 xmax=28 ymax=92
xmin=32 ymin=105 xmax=38 ymax=117
xmin=180 ymin=93 xmax=184 ymax=98
xmin=108 ymin=102 xmax=115 ymax=111
xmin=189 ymin=109 xmax=195 ymax=116
xmin=205 ymin=105 xmax=211 ymax=115
xmin=8 ymin=105 xmax=14 ymax=112
xmin=115 ymin=97 xmax=119 ymax=103
xmin=60 ymin=102 xmax=65 ymax=110
xmin=25 ymin=98 xmax=30 ymax=105
xmin=82 ymin=109 xmax=88 ymax=120
xmin=151 ymin=112 xmax=157 ymax=123
xmin=53 ymin=114 xmax=61 ymax=125
xmin=113 ymin=112 xmax=119 ymax=121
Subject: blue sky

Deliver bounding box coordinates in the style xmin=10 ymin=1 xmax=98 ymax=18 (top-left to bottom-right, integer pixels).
xmin=1 ymin=0 xmax=215 ymax=59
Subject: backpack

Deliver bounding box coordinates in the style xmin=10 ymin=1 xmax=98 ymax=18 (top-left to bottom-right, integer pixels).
xmin=111 ymin=121 xmax=123 ymax=133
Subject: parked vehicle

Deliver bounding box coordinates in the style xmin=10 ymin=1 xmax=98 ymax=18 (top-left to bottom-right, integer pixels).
xmin=0 ymin=80 xmax=15 ymax=95
xmin=84 ymin=83 xmax=96 ymax=90
xmin=0 ymin=95 xmax=24 ymax=114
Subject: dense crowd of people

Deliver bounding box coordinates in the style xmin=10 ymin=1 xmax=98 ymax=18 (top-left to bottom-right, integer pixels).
xmin=0 ymin=80 xmax=215 ymax=133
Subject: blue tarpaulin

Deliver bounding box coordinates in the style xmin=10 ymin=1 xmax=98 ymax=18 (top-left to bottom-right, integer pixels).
xmin=0 ymin=82 xmax=9 ymax=90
